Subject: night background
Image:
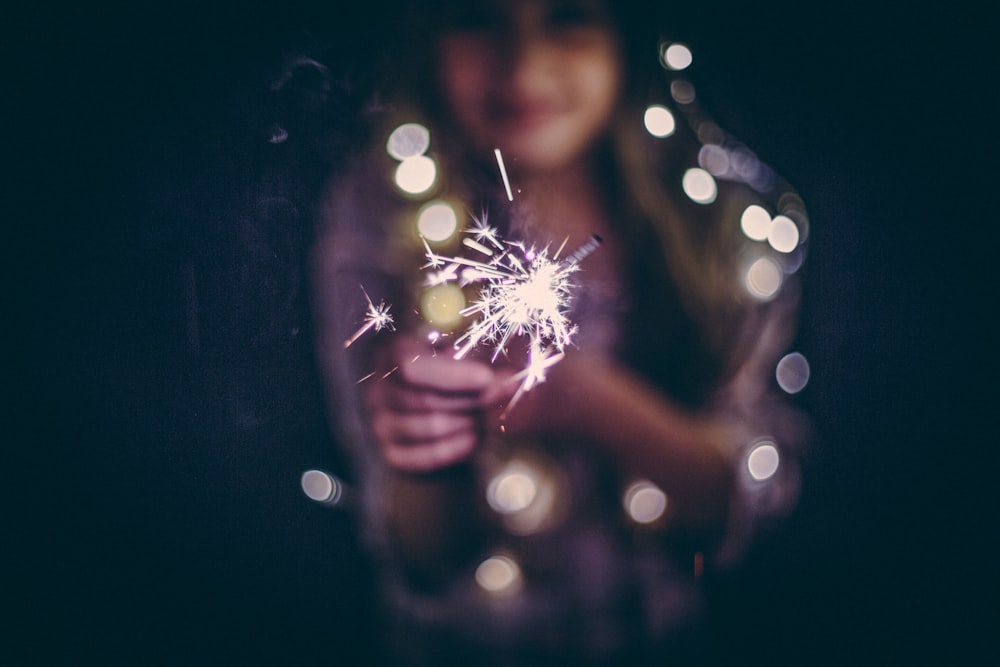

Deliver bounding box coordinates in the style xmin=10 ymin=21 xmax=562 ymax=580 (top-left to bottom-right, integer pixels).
xmin=12 ymin=1 xmax=993 ymax=664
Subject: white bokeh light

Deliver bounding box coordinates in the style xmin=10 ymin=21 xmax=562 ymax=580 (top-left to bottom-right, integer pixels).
xmin=698 ymin=144 xmax=730 ymax=176
xmin=394 ymin=154 xmax=437 ymax=195
xmin=300 ymin=469 xmax=337 ymax=503
xmin=475 ymin=555 xmax=522 ymax=595
xmin=747 ymin=442 xmax=780 ymax=481
xmin=745 ymin=256 xmax=782 ymax=300
xmin=417 ymin=201 xmax=458 ymax=242
xmin=767 ymin=215 xmax=800 ymax=253
xmin=662 ymin=43 xmax=693 ymax=70
xmin=487 ymin=464 xmax=539 ymax=514
xmin=623 ymin=479 xmax=668 ymax=524
xmin=776 ymin=352 xmax=810 ymax=394
xmin=644 ymin=104 xmax=676 ymax=138
xmin=386 ymin=122 xmax=430 ymax=160
xmin=741 ymin=204 xmax=772 ymax=241
xmin=682 ymin=168 xmax=717 ymax=204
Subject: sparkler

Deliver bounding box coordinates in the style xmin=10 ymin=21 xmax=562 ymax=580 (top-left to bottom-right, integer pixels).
xmin=345 ymin=142 xmax=601 ymax=413
xmin=343 ymin=286 xmax=395 ymax=348
xmin=421 ymin=216 xmax=602 ymax=412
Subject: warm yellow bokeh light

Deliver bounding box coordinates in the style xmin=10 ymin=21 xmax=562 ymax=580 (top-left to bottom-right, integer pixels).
xmin=420 ymin=283 xmax=466 ymax=329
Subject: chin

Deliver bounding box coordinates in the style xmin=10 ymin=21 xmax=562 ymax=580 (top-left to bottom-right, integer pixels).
xmin=485 ymin=130 xmax=577 ymax=172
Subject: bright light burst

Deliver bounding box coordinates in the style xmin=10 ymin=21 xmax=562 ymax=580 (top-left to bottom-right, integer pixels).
xmin=343 ymin=286 xmax=395 ymax=348
xmin=422 ymin=217 xmax=601 ymax=412
xmin=347 ymin=145 xmax=600 ymax=408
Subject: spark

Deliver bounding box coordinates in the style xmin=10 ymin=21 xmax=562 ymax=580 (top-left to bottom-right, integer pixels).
xmin=495 ymin=148 xmax=514 ymax=202
xmin=421 ymin=227 xmax=602 ymax=408
xmin=466 ymin=210 xmax=505 ymax=251
xmin=450 ymin=243 xmax=579 ymax=362
xmin=501 ymin=345 xmax=565 ymax=417
xmin=343 ymin=286 xmax=395 ymax=348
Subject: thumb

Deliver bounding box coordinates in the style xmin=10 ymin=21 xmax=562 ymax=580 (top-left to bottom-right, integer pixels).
xmin=481 ymin=370 xmax=542 ymax=436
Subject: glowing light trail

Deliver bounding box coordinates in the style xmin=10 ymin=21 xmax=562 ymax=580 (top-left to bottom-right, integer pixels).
xmin=495 ymin=148 xmax=514 ymax=201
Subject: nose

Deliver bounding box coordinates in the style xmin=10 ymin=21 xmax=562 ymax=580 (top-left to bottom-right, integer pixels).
xmin=496 ymin=25 xmax=555 ymax=94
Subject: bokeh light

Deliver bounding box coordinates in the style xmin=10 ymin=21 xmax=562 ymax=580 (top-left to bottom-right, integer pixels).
xmin=487 ymin=465 xmax=538 ymax=514
xmin=745 ymin=256 xmax=782 ymax=300
xmin=662 ymin=42 xmax=693 ymax=70
xmin=623 ymin=479 xmax=668 ymax=524
xmin=394 ymin=155 xmax=437 ymax=195
xmin=682 ymin=168 xmax=717 ymax=204
xmin=776 ymin=352 xmax=810 ymax=394
xmin=644 ymin=104 xmax=676 ymax=138
xmin=778 ymin=192 xmax=810 ymax=244
xmin=670 ymin=80 xmax=696 ymax=105
xmin=747 ymin=442 xmax=780 ymax=481
xmin=386 ymin=122 xmax=430 ymax=160
xmin=695 ymin=121 xmax=725 ymax=147
xmin=740 ymin=204 xmax=772 ymax=241
xmin=417 ymin=200 xmax=459 ymax=242
xmin=767 ymin=215 xmax=800 ymax=253
xmin=420 ymin=283 xmax=466 ymax=329
xmin=300 ymin=469 xmax=343 ymax=505
xmin=475 ymin=555 xmax=523 ymax=595
xmin=485 ymin=453 xmax=564 ymax=535
xmin=698 ymin=144 xmax=729 ymax=176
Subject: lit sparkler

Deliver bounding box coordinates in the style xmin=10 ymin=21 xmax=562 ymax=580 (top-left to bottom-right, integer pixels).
xmin=343 ymin=286 xmax=395 ymax=348
xmin=422 ymin=218 xmax=602 ymax=411
xmin=347 ymin=140 xmax=600 ymax=410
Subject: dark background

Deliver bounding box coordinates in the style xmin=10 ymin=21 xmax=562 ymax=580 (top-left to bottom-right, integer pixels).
xmin=12 ymin=1 xmax=993 ymax=664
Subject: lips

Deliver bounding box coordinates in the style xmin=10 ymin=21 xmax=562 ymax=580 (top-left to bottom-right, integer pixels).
xmin=485 ymin=95 xmax=564 ymax=130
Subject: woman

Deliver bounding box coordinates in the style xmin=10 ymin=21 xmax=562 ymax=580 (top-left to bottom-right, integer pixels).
xmin=311 ymin=1 xmax=809 ymax=663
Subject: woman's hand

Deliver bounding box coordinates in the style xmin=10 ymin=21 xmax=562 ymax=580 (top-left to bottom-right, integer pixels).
xmin=483 ymin=352 xmax=735 ymax=533
xmin=365 ymin=334 xmax=495 ymax=473
xmin=481 ymin=351 xmax=597 ymax=438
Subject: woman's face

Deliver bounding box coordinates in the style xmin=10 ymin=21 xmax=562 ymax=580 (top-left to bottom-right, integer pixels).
xmin=435 ymin=0 xmax=623 ymax=175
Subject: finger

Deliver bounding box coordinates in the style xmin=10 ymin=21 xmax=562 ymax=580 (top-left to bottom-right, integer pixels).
xmin=479 ymin=367 xmax=524 ymax=406
xmin=397 ymin=352 xmax=494 ymax=393
xmin=371 ymin=409 xmax=479 ymax=447
xmin=387 ymin=334 xmax=494 ymax=391
xmin=392 ymin=385 xmax=486 ymax=412
xmin=380 ymin=430 xmax=478 ymax=472
xmin=366 ymin=378 xmax=484 ymax=413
